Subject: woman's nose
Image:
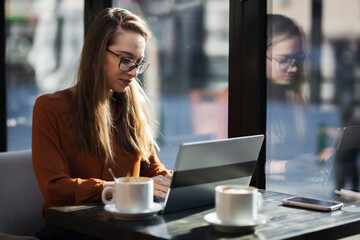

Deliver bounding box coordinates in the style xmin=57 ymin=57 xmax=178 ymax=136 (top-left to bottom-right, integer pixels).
xmin=126 ymin=67 xmax=138 ymax=78
xmin=287 ymin=64 xmax=298 ymax=72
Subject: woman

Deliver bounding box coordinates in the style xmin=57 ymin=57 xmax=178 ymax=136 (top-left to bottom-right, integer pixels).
xmin=266 ymin=14 xmax=338 ymax=185
xmin=265 ymin=14 xmax=330 ymax=180
xmin=32 ymin=7 xmax=172 ymax=217
xmin=266 ymin=14 xmax=307 ymax=103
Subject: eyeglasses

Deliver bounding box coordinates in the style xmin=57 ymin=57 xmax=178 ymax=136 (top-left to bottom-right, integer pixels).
xmin=106 ymin=49 xmax=150 ymax=74
xmin=267 ymin=52 xmax=308 ymax=72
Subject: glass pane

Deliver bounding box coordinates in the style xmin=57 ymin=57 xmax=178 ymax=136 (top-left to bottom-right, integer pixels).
xmin=113 ymin=0 xmax=229 ymax=169
xmin=6 ymin=0 xmax=84 ymax=150
xmin=266 ymin=0 xmax=360 ymax=198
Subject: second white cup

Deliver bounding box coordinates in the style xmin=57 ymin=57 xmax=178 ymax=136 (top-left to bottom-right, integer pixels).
xmin=102 ymin=176 xmax=154 ymax=213
xmin=215 ymin=185 xmax=263 ymax=225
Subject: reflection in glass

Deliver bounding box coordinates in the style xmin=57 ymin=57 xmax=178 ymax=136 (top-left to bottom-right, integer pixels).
xmin=266 ymin=51 xmax=307 ymax=73
xmin=265 ymin=14 xmax=328 ymax=193
xmin=266 ymin=0 xmax=360 ymax=199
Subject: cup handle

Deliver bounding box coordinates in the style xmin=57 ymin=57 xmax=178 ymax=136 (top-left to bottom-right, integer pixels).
xmin=257 ymin=192 xmax=264 ymax=209
xmin=101 ymin=186 xmax=114 ymax=205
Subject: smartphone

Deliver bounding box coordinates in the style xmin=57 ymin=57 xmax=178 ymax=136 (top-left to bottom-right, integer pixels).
xmin=282 ymin=196 xmax=343 ymax=212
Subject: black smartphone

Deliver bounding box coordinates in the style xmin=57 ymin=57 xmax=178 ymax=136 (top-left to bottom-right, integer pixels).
xmin=282 ymin=196 xmax=343 ymax=212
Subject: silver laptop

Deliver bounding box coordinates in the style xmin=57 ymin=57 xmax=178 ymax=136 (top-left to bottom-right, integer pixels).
xmin=160 ymin=134 xmax=264 ymax=213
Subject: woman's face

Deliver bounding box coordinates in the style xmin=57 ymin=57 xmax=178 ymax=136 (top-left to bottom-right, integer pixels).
xmin=105 ymin=28 xmax=146 ymax=94
xmin=266 ymin=36 xmax=303 ymax=85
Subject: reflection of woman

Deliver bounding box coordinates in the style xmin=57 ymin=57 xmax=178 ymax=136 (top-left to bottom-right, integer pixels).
xmin=32 ymin=8 xmax=172 ymax=238
xmin=266 ymin=14 xmax=323 ymax=179
xmin=266 ymin=14 xmax=306 ymax=103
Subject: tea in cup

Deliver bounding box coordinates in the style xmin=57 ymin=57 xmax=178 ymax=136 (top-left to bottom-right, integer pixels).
xmin=215 ymin=185 xmax=263 ymax=225
xmin=102 ymin=177 xmax=153 ymax=213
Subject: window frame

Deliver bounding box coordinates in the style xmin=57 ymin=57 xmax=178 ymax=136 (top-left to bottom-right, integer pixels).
xmin=1 ymin=0 xmax=6 ymax=152
xmin=228 ymin=0 xmax=267 ymax=189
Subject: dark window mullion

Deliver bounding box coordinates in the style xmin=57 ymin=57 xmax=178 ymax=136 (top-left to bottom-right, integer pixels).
xmin=228 ymin=0 xmax=266 ymax=188
xmin=1 ymin=0 xmax=6 ymax=152
xmin=84 ymin=0 xmax=113 ymax=36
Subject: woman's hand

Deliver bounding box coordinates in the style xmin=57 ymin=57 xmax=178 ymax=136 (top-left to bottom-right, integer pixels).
xmin=152 ymin=174 xmax=172 ymax=199
xmin=317 ymin=147 xmax=336 ymax=162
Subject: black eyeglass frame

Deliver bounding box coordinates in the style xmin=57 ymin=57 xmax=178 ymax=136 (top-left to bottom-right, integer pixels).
xmin=106 ymin=48 xmax=150 ymax=74
xmin=266 ymin=52 xmax=308 ymax=72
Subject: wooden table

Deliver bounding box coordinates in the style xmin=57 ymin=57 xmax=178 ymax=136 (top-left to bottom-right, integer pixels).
xmin=45 ymin=190 xmax=360 ymax=239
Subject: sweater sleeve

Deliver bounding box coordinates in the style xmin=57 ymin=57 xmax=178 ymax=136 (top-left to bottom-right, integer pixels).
xmin=140 ymin=146 xmax=173 ymax=177
xmin=32 ymin=95 xmax=104 ymax=209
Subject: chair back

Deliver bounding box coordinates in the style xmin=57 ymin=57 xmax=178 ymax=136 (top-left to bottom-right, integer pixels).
xmin=0 ymin=150 xmax=45 ymax=236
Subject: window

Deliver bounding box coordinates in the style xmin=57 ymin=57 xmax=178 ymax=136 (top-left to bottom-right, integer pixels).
xmin=4 ymin=0 xmax=230 ymax=171
xmin=5 ymin=0 xmax=84 ymax=150
xmin=266 ymin=0 xmax=360 ymax=198
xmin=113 ymin=0 xmax=230 ymax=169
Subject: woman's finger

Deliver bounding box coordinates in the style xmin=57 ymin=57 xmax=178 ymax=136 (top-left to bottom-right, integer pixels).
xmin=154 ymin=183 xmax=168 ymax=193
xmin=153 ymin=175 xmax=171 ymax=187
xmin=154 ymin=189 xmax=167 ymax=199
xmin=152 ymin=175 xmax=171 ymax=199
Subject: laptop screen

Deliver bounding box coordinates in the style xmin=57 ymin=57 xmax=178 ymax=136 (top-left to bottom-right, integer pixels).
xmin=161 ymin=134 xmax=264 ymax=213
xmin=337 ymin=125 xmax=360 ymax=151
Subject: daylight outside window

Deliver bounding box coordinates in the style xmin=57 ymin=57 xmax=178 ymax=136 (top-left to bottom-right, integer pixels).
xmin=5 ymin=0 xmax=229 ymax=171
xmin=6 ymin=0 xmax=84 ymax=150
xmin=113 ymin=0 xmax=229 ymax=169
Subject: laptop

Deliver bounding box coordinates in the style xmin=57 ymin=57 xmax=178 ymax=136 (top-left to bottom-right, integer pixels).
xmin=159 ymin=134 xmax=264 ymax=213
xmin=336 ymin=125 xmax=360 ymax=151
xmin=321 ymin=125 xmax=360 ymax=185
xmin=322 ymin=125 xmax=360 ymax=186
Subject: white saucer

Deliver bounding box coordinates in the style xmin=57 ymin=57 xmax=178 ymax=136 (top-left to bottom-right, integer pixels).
xmin=104 ymin=203 xmax=163 ymax=220
xmin=203 ymin=212 xmax=267 ymax=233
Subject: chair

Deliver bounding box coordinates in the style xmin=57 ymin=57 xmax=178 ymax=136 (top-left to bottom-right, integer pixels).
xmin=0 ymin=150 xmax=44 ymax=238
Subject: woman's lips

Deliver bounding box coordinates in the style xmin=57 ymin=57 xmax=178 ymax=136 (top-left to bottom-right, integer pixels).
xmin=282 ymin=74 xmax=296 ymax=80
xmin=120 ymin=79 xmax=132 ymax=86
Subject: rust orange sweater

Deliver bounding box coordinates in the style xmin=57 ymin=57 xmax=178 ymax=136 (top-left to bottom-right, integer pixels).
xmin=32 ymin=89 xmax=171 ymax=213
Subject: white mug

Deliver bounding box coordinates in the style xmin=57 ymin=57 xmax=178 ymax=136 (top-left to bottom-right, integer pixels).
xmin=102 ymin=177 xmax=154 ymax=213
xmin=215 ymin=185 xmax=263 ymax=225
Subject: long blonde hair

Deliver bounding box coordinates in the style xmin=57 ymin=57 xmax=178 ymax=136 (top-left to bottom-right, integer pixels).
xmin=72 ymin=8 xmax=157 ymax=165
